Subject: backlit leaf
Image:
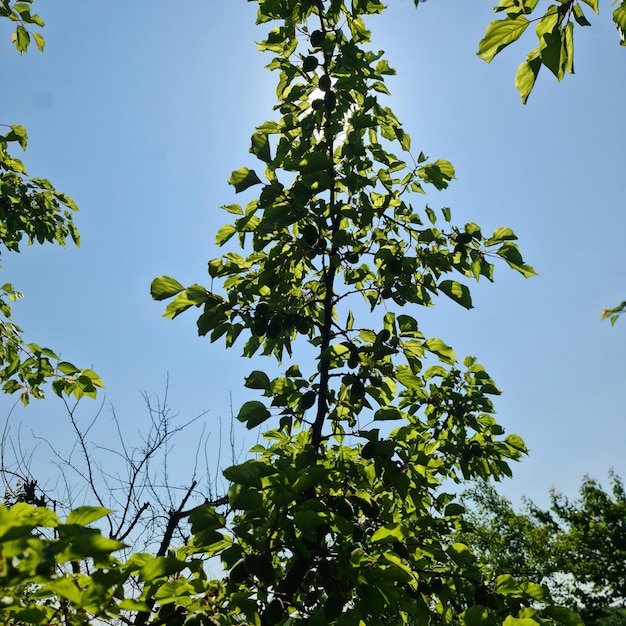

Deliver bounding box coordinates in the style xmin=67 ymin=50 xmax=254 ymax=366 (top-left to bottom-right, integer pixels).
xmin=229 ymin=167 xmax=263 ymax=193
xmin=150 ymin=276 xmax=185 ymax=300
xmin=478 ymin=17 xmax=530 ymax=63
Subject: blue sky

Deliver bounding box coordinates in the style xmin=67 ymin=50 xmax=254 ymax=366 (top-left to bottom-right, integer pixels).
xmin=1 ymin=0 xmax=625 ymax=510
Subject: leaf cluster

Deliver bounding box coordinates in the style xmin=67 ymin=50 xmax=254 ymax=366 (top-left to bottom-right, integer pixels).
xmin=0 ymin=0 xmax=45 ymax=52
xmin=479 ymin=0 xmax=625 ymax=103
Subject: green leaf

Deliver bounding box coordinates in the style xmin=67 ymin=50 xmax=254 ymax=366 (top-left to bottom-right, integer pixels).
xmin=221 ymin=203 xmax=243 ymax=215
xmin=462 ymin=606 xmax=491 ymax=626
xmin=444 ymin=503 xmax=465 ymax=517
xmin=541 ymin=29 xmax=565 ymax=79
xmin=395 ymin=366 xmax=422 ymax=389
xmin=32 ymin=31 xmax=44 ymax=51
xmin=228 ymin=167 xmax=263 ymax=193
xmin=572 ymin=4 xmax=591 ymax=27
xmin=7 ymin=125 xmax=28 ymax=149
xmin=216 ymin=223 xmax=237 ymax=245
xmin=478 ymin=17 xmax=530 ymax=63
xmin=223 ymin=460 xmax=272 ymax=488
xmin=613 ymin=4 xmax=626 ymax=42
xmin=447 ymin=543 xmax=474 ymax=566
xmin=244 ymin=370 xmax=271 ymax=390
xmin=520 ymin=582 xmax=552 ymax=603
xmin=45 ymin=578 xmax=82 ymax=604
xmin=119 ymin=599 xmax=152 ymax=612
xmin=394 ymin=127 xmax=411 ymax=151
xmin=502 ymin=618 xmax=540 ymax=626
xmin=251 ymin=132 xmax=271 ymax=163
xmin=371 ymin=522 xmax=407 ymax=543
xmin=505 ymin=433 xmax=527 ymax=452
xmin=418 ymin=159 xmax=455 ymax=190
xmin=139 ymin=556 xmax=188 ymax=582
xmin=228 ymin=483 xmax=263 ymax=510
xmin=423 ymin=338 xmax=456 ymax=364
xmin=236 ymin=400 xmax=271 ymax=429
xmin=543 ymin=606 xmax=584 ymax=626
xmin=495 ymin=574 xmax=521 ymax=596
xmin=515 ymin=53 xmax=542 ymax=104
xmin=439 ymin=280 xmax=473 ymax=309
xmin=294 ymin=509 xmax=328 ymax=530
xmin=496 ymin=242 xmax=537 ymax=277
xmin=57 ymin=361 xmax=80 ymax=376
xmin=65 ymin=506 xmax=113 ymax=526
xmin=489 ymin=227 xmax=517 ymax=243
xmin=15 ymin=25 xmax=30 ymax=52
xmin=150 ymin=276 xmax=185 ymax=300
xmin=581 ymin=0 xmax=599 ymax=14
xmin=64 ymin=532 xmax=126 ymax=558
xmin=374 ymin=407 xmax=403 ymax=421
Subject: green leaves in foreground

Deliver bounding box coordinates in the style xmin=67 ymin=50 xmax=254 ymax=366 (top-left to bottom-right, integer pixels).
xmin=0 ymin=503 xmax=128 ymax=624
xmin=479 ymin=0 xmax=623 ymax=103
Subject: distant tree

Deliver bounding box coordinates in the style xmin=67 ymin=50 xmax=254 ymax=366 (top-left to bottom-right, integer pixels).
xmin=459 ymin=473 xmax=626 ymax=625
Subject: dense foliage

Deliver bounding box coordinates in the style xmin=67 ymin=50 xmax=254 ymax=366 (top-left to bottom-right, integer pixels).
xmin=459 ymin=474 xmax=626 ymax=626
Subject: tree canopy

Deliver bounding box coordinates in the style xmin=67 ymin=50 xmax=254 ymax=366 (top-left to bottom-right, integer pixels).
xmin=459 ymin=474 xmax=626 ymax=626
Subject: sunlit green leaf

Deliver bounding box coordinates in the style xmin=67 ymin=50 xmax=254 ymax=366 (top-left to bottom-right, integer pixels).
xmin=371 ymin=523 xmax=407 ymax=543
xmin=439 ymin=280 xmax=473 ymax=309
xmin=228 ymin=167 xmax=263 ymax=193
xmin=150 ymin=276 xmax=185 ymax=300
xmin=423 ymin=338 xmax=456 ymax=363
xmin=478 ymin=17 xmax=530 ymax=62
xmin=65 ymin=506 xmax=113 ymax=526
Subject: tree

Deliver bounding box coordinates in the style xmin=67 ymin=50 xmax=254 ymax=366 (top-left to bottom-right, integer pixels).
xmin=0 ymin=0 xmax=103 ymax=404
xmin=459 ymin=474 xmax=626 ymax=626
xmin=0 ymin=0 xmax=611 ymax=624
xmin=148 ymin=1 xmax=575 ymax=624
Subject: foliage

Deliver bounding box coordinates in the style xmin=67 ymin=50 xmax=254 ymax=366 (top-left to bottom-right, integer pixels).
xmin=478 ymin=0 xmax=626 ymax=319
xmin=0 ymin=503 xmax=128 ymax=626
xmin=0 ymin=1 xmax=103 ymax=403
xmin=1 ymin=0 xmax=619 ymax=624
xmin=459 ymin=474 xmax=626 ymax=626
xmin=478 ymin=0 xmax=626 ymax=103
xmin=149 ymin=1 xmax=581 ymax=624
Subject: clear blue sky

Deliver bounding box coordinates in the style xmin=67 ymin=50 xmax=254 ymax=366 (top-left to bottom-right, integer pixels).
xmin=1 ymin=1 xmax=625 ymax=510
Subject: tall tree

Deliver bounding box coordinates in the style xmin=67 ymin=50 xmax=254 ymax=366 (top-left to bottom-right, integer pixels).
xmin=150 ymin=1 xmax=575 ymax=624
